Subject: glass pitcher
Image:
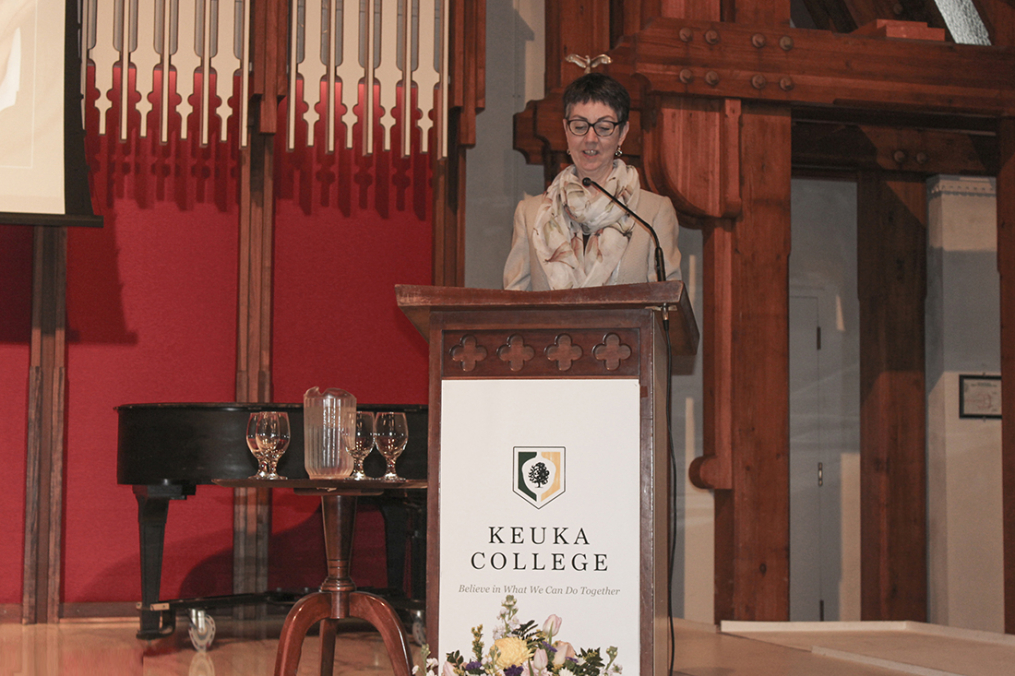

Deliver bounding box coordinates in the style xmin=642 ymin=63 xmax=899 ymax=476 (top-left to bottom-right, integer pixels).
xmin=303 ymin=387 xmax=356 ymax=478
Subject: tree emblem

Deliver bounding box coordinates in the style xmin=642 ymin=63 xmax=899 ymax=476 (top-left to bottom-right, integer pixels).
xmin=513 ymin=447 xmax=565 ymax=509
xmin=528 ymin=462 xmax=550 ymax=488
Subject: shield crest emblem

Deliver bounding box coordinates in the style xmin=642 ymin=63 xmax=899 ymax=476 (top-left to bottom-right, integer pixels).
xmin=513 ymin=446 xmax=565 ymax=508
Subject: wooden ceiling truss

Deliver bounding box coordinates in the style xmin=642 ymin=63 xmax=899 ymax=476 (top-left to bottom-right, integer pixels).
xmin=515 ymin=0 xmax=1015 ymax=631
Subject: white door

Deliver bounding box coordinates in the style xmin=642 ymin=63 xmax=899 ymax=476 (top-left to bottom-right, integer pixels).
xmin=790 ymin=294 xmax=831 ymax=620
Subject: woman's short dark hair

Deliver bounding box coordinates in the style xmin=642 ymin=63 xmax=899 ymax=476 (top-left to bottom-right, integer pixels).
xmin=562 ymin=73 xmax=631 ymax=124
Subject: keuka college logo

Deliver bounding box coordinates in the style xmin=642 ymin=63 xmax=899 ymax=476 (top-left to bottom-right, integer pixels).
xmin=513 ymin=447 xmax=565 ymax=508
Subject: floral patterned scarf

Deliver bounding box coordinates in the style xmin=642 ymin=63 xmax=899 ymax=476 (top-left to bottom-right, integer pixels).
xmin=531 ymin=160 xmax=641 ymax=289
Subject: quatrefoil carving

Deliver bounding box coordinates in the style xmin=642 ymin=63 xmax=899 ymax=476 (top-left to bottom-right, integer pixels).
xmin=497 ymin=334 xmax=535 ymax=371
xmin=450 ymin=335 xmax=488 ymax=372
xmin=546 ymin=334 xmax=582 ymax=371
xmin=592 ymin=333 xmax=632 ymax=371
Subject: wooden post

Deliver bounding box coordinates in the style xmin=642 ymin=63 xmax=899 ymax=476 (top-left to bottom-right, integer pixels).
xmin=857 ymin=172 xmax=928 ymax=621
xmin=233 ymin=130 xmax=275 ymax=602
xmin=432 ymin=0 xmax=485 ymax=287
xmin=23 ymin=227 xmax=67 ymax=624
xmin=232 ymin=0 xmax=288 ymax=602
xmin=721 ymin=103 xmax=792 ymax=620
xmin=998 ymin=117 xmax=1015 ymax=634
xmin=668 ymin=0 xmax=792 ymax=621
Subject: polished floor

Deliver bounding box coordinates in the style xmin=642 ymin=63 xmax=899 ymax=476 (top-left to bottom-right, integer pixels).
xmin=0 ymin=617 xmax=408 ymax=676
xmin=1 ymin=615 xmax=1011 ymax=675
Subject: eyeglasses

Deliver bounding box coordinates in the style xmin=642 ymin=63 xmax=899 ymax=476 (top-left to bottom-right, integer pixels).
xmin=566 ymin=117 xmax=621 ymax=137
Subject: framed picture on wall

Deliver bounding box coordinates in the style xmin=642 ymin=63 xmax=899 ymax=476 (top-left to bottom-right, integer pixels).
xmin=959 ymin=375 xmax=1002 ymax=418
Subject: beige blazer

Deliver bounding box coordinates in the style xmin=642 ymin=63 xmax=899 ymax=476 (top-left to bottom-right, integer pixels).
xmin=503 ymin=189 xmax=682 ymax=291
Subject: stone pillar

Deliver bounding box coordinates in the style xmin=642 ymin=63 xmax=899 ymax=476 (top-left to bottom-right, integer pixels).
xmin=926 ymin=175 xmax=1004 ymax=633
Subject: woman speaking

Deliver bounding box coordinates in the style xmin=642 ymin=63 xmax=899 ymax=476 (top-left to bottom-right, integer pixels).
xmin=503 ymin=73 xmax=682 ymax=291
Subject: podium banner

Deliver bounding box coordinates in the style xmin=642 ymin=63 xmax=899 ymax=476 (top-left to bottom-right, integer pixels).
xmin=439 ymin=378 xmax=641 ymax=671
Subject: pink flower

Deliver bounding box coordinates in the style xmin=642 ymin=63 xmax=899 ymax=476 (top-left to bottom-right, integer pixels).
xmin=542 ymin=614 xmax=562 ymax=637
xmin=532 ymin=648 xmax=548 ymax=670
xmin=442 ymin=661 xmax=457 ymax=676
xmin=552 ymin=641 xmax=576 ymax=667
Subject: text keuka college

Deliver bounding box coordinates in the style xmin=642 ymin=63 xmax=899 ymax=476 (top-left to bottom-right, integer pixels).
xmin=469 ymin=525 xmax=607 ymax=571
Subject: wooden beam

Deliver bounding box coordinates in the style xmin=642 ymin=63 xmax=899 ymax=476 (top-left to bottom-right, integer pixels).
xmin=233 ymin=0 xmax=289 ymax=606
xmin=450 ymin=0 xmax=486 ymax=147
xmin=615 ymin=18 xmax=1015 ymax=117
xmin=545 ymin=0 xmax=612 ymax=93
xmin=724 ymin=103 xmax=792 ymax=621
xmin=432 ymin=123 xmax=467 ymax=287
xmin=642 ymin=96 xmax=742 ymax=218
xmin=23 ymin=227 xmax=67 ymax=624
xmin=234 ymin=130 xmax=275 ymax=604
xmin=857 ymin=172 xmax=928 ymax=622
xmin=433 ymin=0 xmax=487 ymax=287
xmin=837 ymin=0 xmax=949 ymax=34
xmin=691 ymin=221 xmax=734 ymax=491
xmin=971 ymin=0 xmax=1015 ymax=46
xmin=792 ymin=121 xmax=998 ymax=176
xmin=799 ymin=0 xmax=858 ymax=32
xmin=692 ymin=103 xmax=793 ymax=621
xmin=998 ymin=117 xmax=1015 ymax=635
xmin=851 ymin=19 xmax=944 ymax=40
xmin=250 ymin=0 xmax=288 ymax=134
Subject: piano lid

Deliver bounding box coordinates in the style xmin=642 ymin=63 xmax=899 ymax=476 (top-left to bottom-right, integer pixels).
xmin=116 ymin=402 xmax=428 ymax=487
xmin=116 ymin=403 xmax=307 ymax=486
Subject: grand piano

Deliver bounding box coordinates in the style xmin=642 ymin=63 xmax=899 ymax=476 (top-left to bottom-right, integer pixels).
xmin=116 ymin=402 xmax=427 ymax=641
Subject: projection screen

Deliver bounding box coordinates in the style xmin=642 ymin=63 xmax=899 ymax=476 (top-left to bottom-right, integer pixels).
xmin=0 ymin=0 xmax=99 ymax=226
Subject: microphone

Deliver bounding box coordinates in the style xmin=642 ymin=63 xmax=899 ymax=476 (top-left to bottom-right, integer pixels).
xmin=581 ymin=177 xmax=666 ymax=283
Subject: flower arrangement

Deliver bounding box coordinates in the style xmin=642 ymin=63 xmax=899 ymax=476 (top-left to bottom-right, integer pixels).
xmin=416 ymin=596 xmax=621 ymax=676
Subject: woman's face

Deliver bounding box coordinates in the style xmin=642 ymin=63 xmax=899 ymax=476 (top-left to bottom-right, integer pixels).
xmin=563 ymin=100 xmax=629 ymax=184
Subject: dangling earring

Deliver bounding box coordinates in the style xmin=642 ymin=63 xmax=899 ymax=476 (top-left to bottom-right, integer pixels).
xmin=615 ymin=147 xmax=623 ymax=157
xmin=567 ymin=149 xmax=571 ymax=156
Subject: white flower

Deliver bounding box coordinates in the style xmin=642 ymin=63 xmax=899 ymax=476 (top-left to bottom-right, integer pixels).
xmin=441 ymin=661 xmax=456 ymax=676
xmin=532 ymin=648 xmax=548 ymax=670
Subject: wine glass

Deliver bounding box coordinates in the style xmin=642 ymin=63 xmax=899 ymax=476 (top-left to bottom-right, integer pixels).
xmin=374 ymin=411 xmax=408 ymax=481
xmin=246 ymin=411 xmax=290 ymax=480
xmin=349 ymin=411 xmax=375 ymax=480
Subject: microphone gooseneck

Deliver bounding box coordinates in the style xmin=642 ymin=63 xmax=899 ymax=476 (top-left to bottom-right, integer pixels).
xmin=581 ymin=177 xmax=666 ymax=283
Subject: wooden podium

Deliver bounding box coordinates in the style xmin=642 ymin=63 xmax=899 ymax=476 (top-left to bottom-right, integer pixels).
xmin=397 ymin=282 xmax=697 ymax=676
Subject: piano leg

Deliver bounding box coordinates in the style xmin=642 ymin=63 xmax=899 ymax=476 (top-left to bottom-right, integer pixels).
xmin=134 ymin=484 xmax=193 ymax=639
xmin=378 ymin=501 xmax=408 ymax=594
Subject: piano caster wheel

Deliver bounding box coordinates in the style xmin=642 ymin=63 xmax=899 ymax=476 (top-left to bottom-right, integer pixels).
xmin=188 ymin=609 xmax=216 ymax=651
xmin=411 ymin=610 xmax=426 ymax=646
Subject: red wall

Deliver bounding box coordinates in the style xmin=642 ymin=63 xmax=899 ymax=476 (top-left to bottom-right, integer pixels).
xmin=64 ymin=198 xmax=240 ymax=602
xmin=267 ymin=84 xmax=432 ymax=590
xmin=1 ymin=71 xmax=431 ymax=607
xmin=0 ymin=225 xmax=32 ymax=604
xmin=268 ymin=198 xmax=431 ymax=591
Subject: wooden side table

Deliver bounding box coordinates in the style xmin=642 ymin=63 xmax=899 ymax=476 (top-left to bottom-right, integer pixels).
xmin=216 ymin=478 xmax=426 ymax=676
